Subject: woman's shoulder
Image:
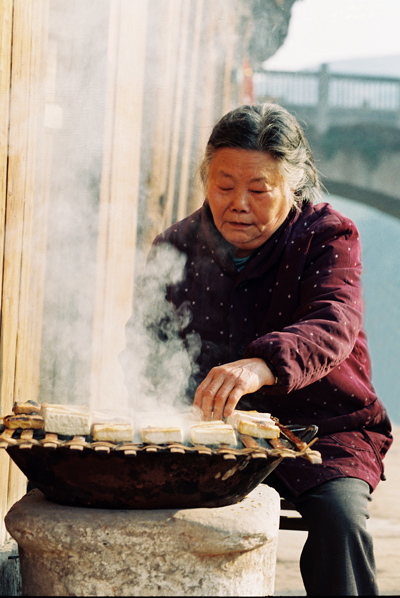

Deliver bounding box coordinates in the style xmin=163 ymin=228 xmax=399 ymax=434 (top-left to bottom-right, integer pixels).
xmin=299 ymin=201 xmax=359 ymax=236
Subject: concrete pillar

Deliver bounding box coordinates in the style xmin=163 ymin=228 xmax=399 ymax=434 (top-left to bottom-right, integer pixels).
xmin=6 ymin=486 xmax=280 ymax=596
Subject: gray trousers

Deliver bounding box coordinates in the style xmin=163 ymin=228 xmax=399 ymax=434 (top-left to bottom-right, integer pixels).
xmin=266 ymin=475 xmax=379 ymax=596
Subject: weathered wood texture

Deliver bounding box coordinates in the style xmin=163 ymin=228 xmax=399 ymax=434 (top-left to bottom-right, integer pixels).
xmin=90 ymin=0 xmax=148 ymax=410
xmin=0 ymin=0 xmax=15 ymax=548
xmin=1 ymin=0 xmax=281 ymax=544
xmin=90 ymin=0 xmax=246 ymax=409
xmin=0 ymin=0 xmax=50 ymax=544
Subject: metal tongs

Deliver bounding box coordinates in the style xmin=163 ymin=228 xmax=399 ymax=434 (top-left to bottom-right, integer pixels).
xmin=271 ymin=419 xmax=321 ymax=464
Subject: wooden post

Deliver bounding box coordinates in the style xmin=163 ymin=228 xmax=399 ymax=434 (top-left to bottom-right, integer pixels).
xmin=1 ymin=0 xmax=36 ymax=533
xmin=90 ymin=0 xmax=148 ymax=411
xmin=0 ymin=1 xmax=12 ymax=308
xmin=0 ymin=0 xmax=50 ymax=544
xmin=14 ymin=0 xmax=50 ymax=407
xmin=187 ymin=0 xmax=220 ymax=215
xmin=143 ymin=0 xmax=185 ymax=248
xmin=220 ymin=1 xmax=237 ymax=115
xmin=176 ymin=0 xmax=205 ymax=223
xmin=0 ymin=0 xmax=14 ymax=547
xmin=162 ymin=0 xmax=191 ymax=230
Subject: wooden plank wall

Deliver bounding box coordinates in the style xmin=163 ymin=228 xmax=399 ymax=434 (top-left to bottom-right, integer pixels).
xmin=0 ymin=0 xmax=246 ymax=542
xmin=0 ymin=0 xmax=15 ymax=546
xmin=90 ymin=0 xmax=243 ymax=410
xmin=0 ymin=0 xmax=50 ymax=544
xmin=137 ymin=0 xmax=243 ymax=250
xmin=90 ymin=0 xmax=149 ymax=411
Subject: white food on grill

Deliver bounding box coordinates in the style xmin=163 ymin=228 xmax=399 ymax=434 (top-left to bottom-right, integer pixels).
xmin=3 ymin=414 xmax=44 ymax=430
xmin=189 ymin=421 xmax=237 ymax=446
xmin=90 ymin=409 xmax=133 ymax=424
xmin=91 ymin=422 xmax=134 ymax=442
xmin=12 ymin=400 xmax=41 ymax=415
xmin=226 ymin=410 xmax=280 ymax=439
xmin=41 ymin=403 xmax=91 ymax=436
xmin=41 ymin=403 xmax=89 ymax=415
xmin=140 ymin=425 xmax=183 ymax=444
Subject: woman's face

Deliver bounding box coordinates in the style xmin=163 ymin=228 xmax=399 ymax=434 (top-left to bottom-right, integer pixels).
xmin=206 ymin=148 xmax=293 ymax=257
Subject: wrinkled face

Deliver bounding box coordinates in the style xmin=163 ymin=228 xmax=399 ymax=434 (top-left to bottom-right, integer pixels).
xmin=206 ymin=148 xmax=293 ymax=257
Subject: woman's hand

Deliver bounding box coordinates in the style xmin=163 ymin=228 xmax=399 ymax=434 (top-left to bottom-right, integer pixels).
xmin=193 ymin=358 xmax=276 ymax=420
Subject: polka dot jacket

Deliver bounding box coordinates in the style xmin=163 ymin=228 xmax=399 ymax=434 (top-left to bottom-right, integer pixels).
xmin=145 ymin=201 xmax=393 ymax=496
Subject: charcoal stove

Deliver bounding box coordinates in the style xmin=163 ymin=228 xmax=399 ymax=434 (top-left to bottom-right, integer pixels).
xmin=0 ymin=423 xmax=319 ymax=509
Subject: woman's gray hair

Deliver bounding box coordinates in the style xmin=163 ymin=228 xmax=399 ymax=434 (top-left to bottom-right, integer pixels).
xmin=200 ymin=103 xmax=321 ymax=207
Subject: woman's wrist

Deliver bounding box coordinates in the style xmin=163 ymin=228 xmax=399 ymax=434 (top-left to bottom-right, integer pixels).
xmin=265 ymin=360 xmax=278 ymax=385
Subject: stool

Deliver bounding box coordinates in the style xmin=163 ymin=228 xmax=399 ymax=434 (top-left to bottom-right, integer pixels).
xmin=279 ymin=498 xmax=308 ymax=531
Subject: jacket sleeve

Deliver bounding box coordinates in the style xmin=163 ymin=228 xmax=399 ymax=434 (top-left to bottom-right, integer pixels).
xmin=244 ymin=213 xmax=365 ymax=393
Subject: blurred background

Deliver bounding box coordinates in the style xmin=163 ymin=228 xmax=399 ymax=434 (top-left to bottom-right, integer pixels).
xmin=1 ymin=0 xmax=399 ymax=542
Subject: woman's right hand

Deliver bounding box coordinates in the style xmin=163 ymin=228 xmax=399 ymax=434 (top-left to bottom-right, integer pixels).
xmin=193 ymin=357 xmax=276 ymax=421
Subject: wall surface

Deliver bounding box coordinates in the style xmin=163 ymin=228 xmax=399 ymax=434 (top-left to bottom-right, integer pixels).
xmin=0 ymin=0 xmax=297 ymax=555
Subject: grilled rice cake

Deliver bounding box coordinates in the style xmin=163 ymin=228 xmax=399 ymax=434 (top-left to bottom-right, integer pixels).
xmin=3 ymin=413 xmax=44 ymax=430
xmin=140 ymin=426 xmax=183 ymax=444
xmin=41 ymin=403 xmax=90 ymax=436
xmin=189 ymin=421 xmax=237 ymax=446
xmin=90 ymin=410 xmax=134 ymax=442
xmin=13 ymin=400 xmax=41 ymax=415
xmin=91 ymin=422 xmax=134 ymax=442
xmin=226 ymin=410 xmax=280 ymax=439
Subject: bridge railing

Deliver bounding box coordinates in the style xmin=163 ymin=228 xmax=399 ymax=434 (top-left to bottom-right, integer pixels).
xmin=254 ymin=65 xmax=400 ymax=129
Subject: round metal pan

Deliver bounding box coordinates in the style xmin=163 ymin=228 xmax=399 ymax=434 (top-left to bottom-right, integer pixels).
xmin=6 ymin=424 xmax=318 ymax=510
xmin=7 ymin=444 xmax=281 ymax=509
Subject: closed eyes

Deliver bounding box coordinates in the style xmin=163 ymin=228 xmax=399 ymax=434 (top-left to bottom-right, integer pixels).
xmin=218 ymin=187 xmax=267 ymax=194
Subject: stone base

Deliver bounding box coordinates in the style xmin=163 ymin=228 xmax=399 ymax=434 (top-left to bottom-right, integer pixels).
xmin=5 ymin=486 xmax=280 ymax=596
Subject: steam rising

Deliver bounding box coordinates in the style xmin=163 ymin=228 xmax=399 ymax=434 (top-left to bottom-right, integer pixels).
xmin=36 ymin=1 xmax=244 ymax=411
xmin=119 ymin=244 xmax=201 ymax=414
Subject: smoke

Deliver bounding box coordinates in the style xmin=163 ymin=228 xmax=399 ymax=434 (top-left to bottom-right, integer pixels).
xmin=36 ymin=1 xmax=207 ymax=411
xmin=32 ymin=0 xmax=238 ymax=410
xmin=119 ymin=243 xmax=201 ymax=414
xmin=37 ymin=1 xmax=110 ymax=406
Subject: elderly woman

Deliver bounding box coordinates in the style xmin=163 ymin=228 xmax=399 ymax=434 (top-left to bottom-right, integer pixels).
xmin=123 ymin=103 xmax=392 ymax=596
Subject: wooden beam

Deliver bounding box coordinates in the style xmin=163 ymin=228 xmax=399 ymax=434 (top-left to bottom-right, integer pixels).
xmin=0 ymin=0 xmax=33 ymax=414
xmin=0 ymin=0 xmax=13 ymax=540
xmin=0 ymin=0 xmax=35 ymax=529
xmin=90 ymin=0 xmax=148 ymax=411
xmin=221 ymin=3 xmax=237 ymax=115
xmin=14 ymin=0 xmax=49 ymax=407
xmin=0 ymin=0 xmax=12 ymax=287
xmin=162 ymin=0 xmax=190 ymax=230
xmin=0 ymin=0 xmax=51 ymax=543
xmin=11 ymin=0 xmax=50 ymax=521
xmin=143 ymin=0 xmax=183 ymax=247
xmin=89 ymin=0 xmax=120 ymax=407
xmin=190 ymin=0 xmax=219 ymax=204
xmin=176 ymin=0 xmax=205 ymax=223
xmin=0 ymin=0 xmax=14 ymax=547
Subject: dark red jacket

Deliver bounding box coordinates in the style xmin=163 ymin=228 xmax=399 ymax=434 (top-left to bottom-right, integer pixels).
xmin=151 ymin=201 xmax=392 ymax=495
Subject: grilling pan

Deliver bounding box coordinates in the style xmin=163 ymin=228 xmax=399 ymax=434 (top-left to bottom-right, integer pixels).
xmin=2 ymin=423 xmax=319 ymax=510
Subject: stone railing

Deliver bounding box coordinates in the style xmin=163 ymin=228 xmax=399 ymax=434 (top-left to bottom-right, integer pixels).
xmin=254 ymin=64 xmax=400 ymax=132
